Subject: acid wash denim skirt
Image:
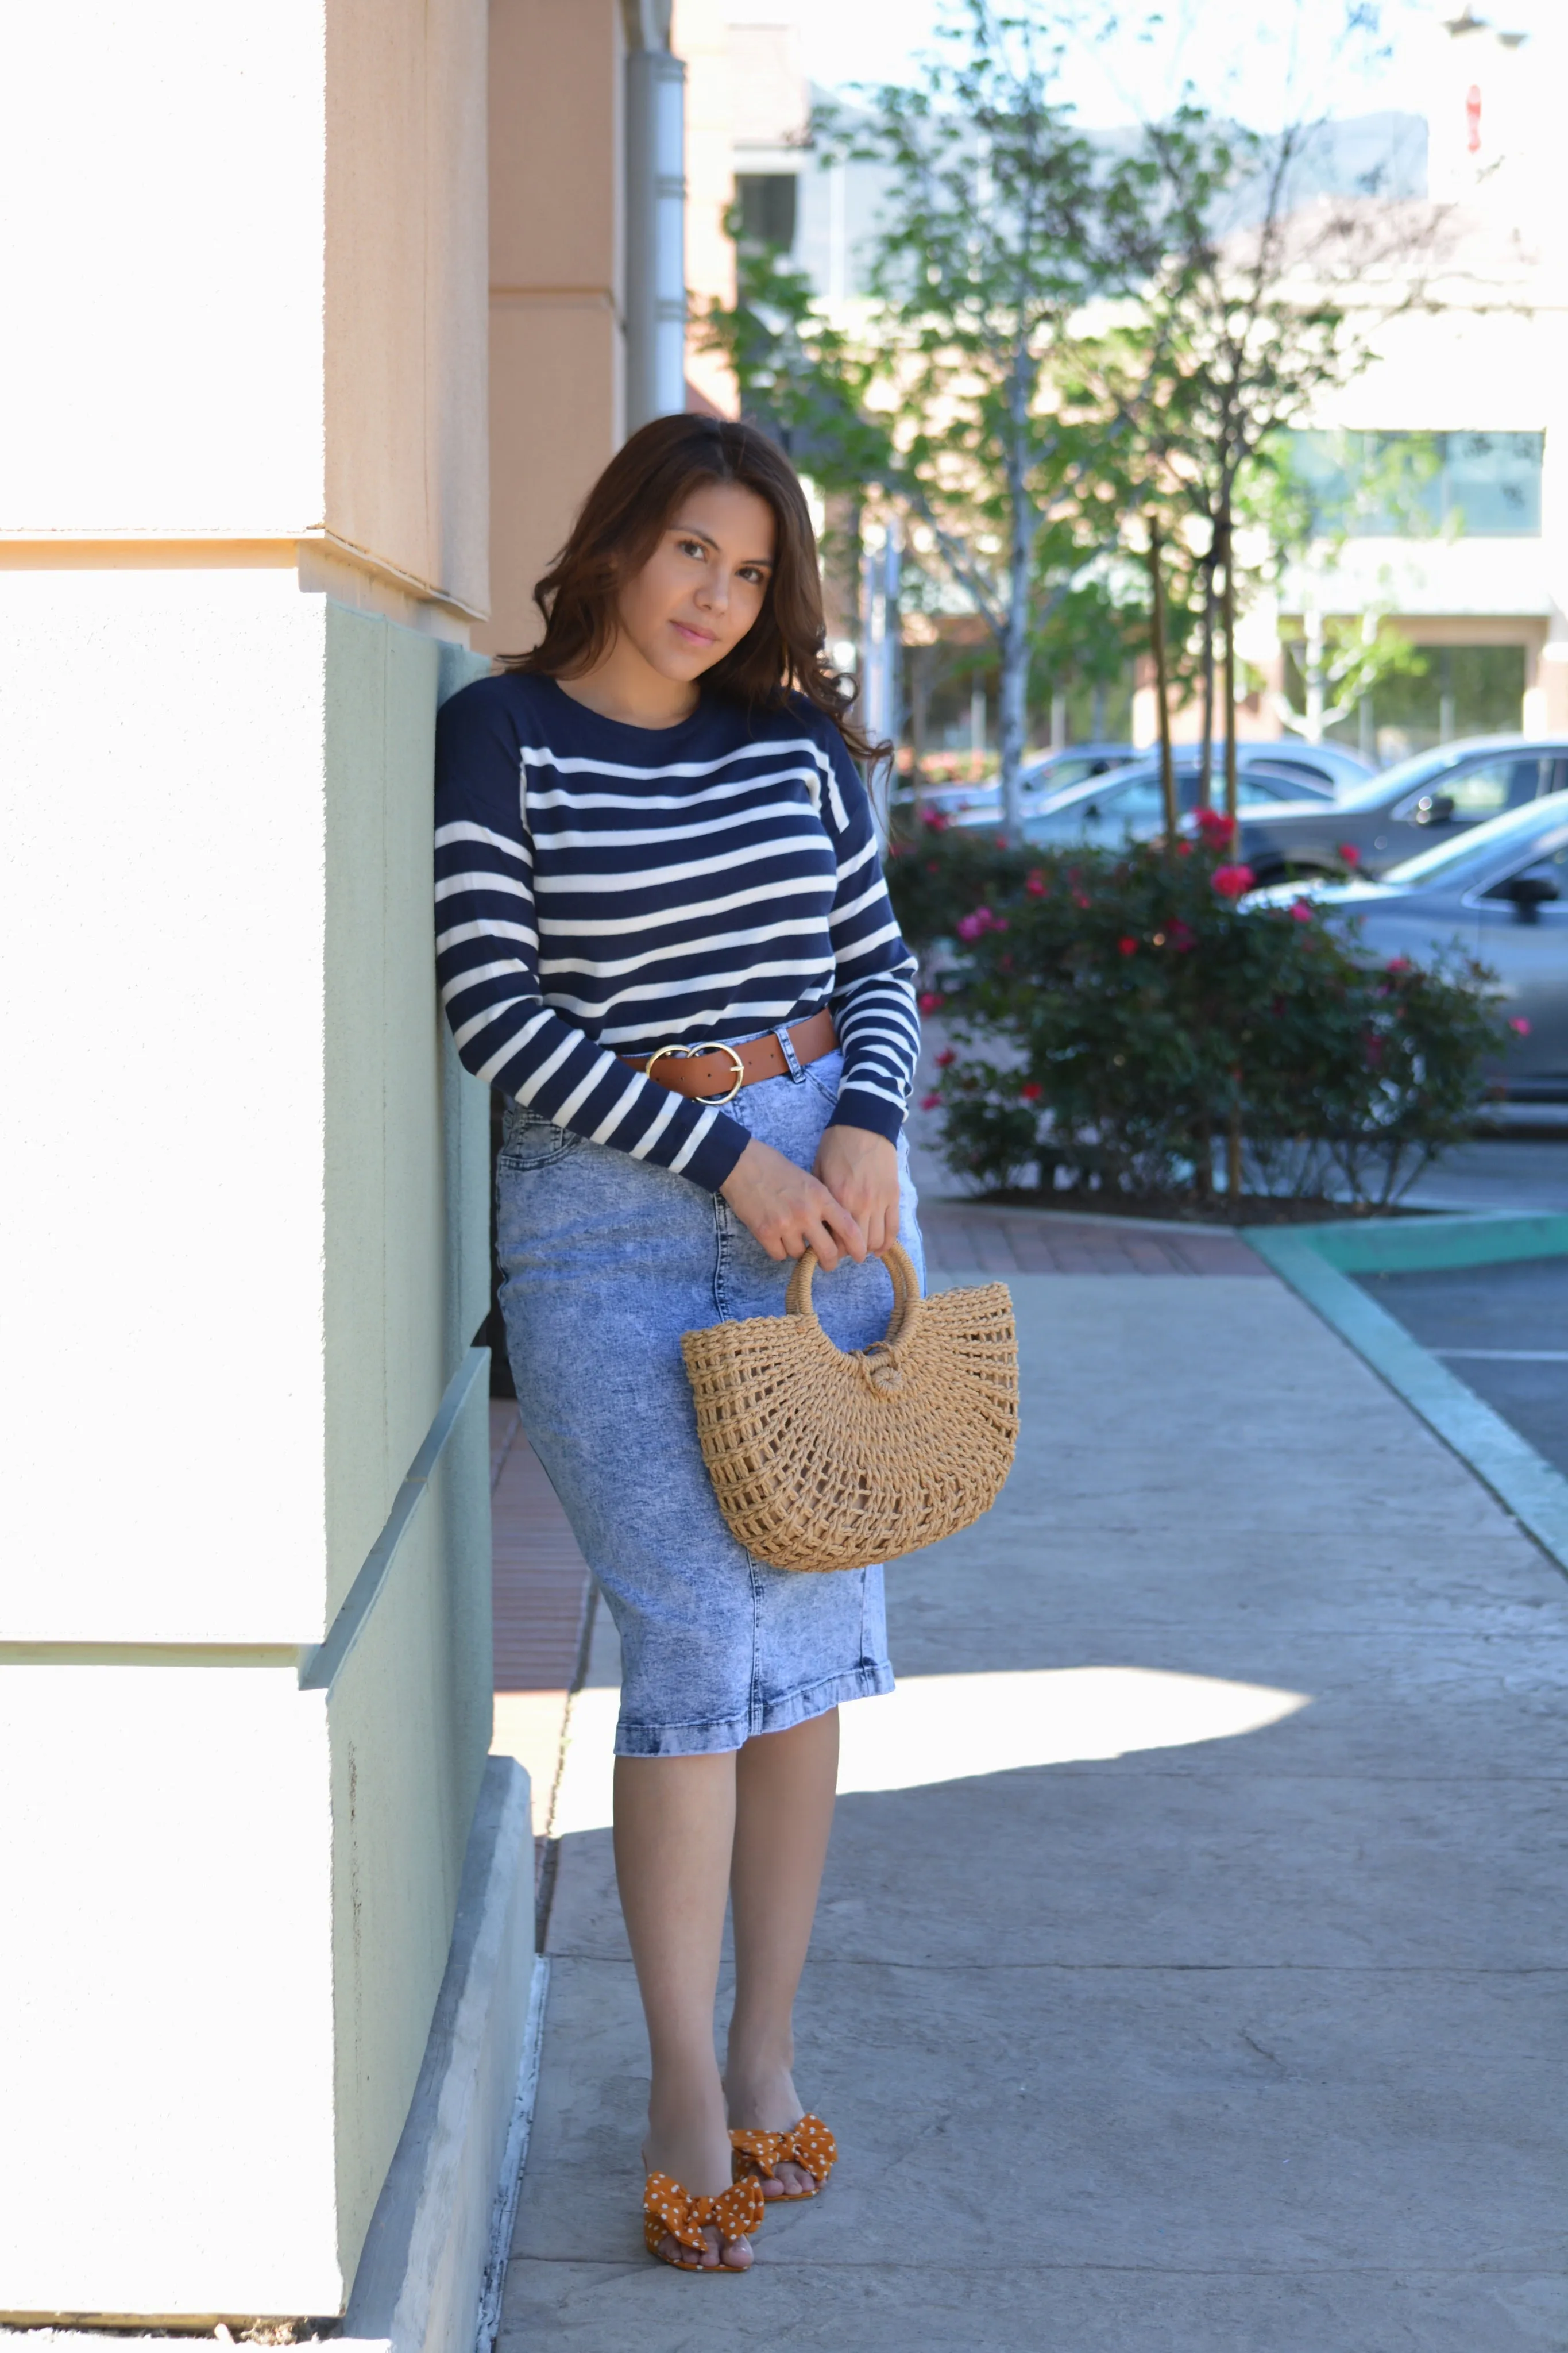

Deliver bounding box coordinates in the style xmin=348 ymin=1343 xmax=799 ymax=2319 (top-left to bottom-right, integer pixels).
xmin=495 ymin=1046 xmax=923 ymax=1758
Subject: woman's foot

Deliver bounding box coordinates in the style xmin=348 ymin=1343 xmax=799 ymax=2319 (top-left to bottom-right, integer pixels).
xmin=643 ymin=2123 xmax=754 ymax=2269
xmin=724 ymin=2063 xmax=824 ymax=2199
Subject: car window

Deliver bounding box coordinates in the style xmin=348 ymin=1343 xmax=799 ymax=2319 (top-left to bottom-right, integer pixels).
xmin=1381 ymin=794 xmax=1568 ymax=887
xmin=1480 ymin=825 xmax=1568 ymax=901
xmin=1098 ymin=772 xmax=1168 ymax=820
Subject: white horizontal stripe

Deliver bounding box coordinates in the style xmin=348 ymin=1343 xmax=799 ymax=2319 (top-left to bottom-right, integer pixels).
xmin=832 ymin=917 xmax=905 ymax=959
xmin=514 ymin=1029 xmax=581 ymax=1105
xmin=452 ymin=996 xmax=530 ymax=1053
xmin=534 ymin=786 xmax=825 ymax=848
xmin=435 ymin=867 xmax=534 ymax=904
xmin=554 ymin=1053 xmax=621 ymax=1129
xmin=538 ymin=876 xmax=829 ymax=938
xmin=545 ymin=960 xmax=834 ymax=1022
xmin=835 ymin=835 xmax=878 ymax=883
xmin=668 ymin=1106 xmax=719 ymax=1174
xmin=827 ymin=878 xmax=888 ymax=928
xmin=589 ymin=1073 xmax=648 ymax=1145
xmin=438 ymin=917 xmax=538 ymax=956
xmin=539 ymin=914 xmax=828 ymax=981
xmin=520 ymin=736 xmax=829 ymax=784
xmin=435 ymin=818 xmax=530 ymax=860
xmin=625 ymin=1086 xmax=682 ymax=1159
xmin=439 ymin=954 xmax=533 ymax=1009
xmin=476 ymin=1008 xmax=555 ymax=1085
xmin=837 ymin=1075 xmax=907 ymax=1109
xmin=534 ymin=837 xmax=829 ymax=898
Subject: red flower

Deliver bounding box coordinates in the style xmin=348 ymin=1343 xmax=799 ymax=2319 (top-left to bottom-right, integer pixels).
xmin=1386 ymin=956 xmax=1412 ymax=974
xmin=994 ymin=834 xmax=1009 ymax=849
xmin=1290 ymin=899 xmax=1314 ymax=923
xmin=956 ymin=907 xmax=993 ymax=942
xmin=1211 ymin=863 xmax=1256 ymax=899
xmin=1364 ymin=1032 xmax=1384 ymax=1065
xmin=1072 ymin=889 xmax=1091 ymax=909
xmin=1195 ymin=807 xmax=1236 ymax=846
xmin=1025 ymin=869 xmax=1047 ymax=897
xmin=1510 ymin=1016 xmax=1532 ymax=1036
xmin=920 ymin=1090 xmax=942 ymax=1110
xmin=1019 ymin=1081 xmax=1043 ymax=1102
xmin=1175 ymin=839 xmax=1193 ymax=858
xmin=1168 ymin=920 xmax=1196 ymax=952
xmin=1337 ymin=842 xmax=1361 ymax=866
xmin=918 ymin=990 xmax=944 ymax=1013
xmin=921 ymin=808 xmax=951 ymax=832
xmin=1117 ymin=935 xmax=1139 ymax=957
xmin=934 ymin=1047 xmax=956 ymax=1067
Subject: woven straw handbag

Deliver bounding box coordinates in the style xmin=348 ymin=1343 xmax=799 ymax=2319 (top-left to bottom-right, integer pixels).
xmin=681 ymin=1240 xmax=1017 ymax=1572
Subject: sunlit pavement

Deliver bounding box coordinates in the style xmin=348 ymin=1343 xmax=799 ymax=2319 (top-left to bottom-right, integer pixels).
xmin=500 ymin=1266 xmax=1568 ymax=2351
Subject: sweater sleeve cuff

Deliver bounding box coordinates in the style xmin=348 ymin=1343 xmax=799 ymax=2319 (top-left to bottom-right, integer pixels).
xmin=680 ymin=1109 xmax=752 ymax=1193
xmin=824 ymin=1085 xmax=906 ymax=1146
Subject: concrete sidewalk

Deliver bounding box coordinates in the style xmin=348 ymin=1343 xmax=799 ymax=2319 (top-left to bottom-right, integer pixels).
xmin=499 ymin=1262 xmax=1568 ymax=2350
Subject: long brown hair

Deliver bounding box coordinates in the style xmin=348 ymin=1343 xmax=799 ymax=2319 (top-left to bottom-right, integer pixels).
xmin=506 ymin=414 xmax=886 ymax=770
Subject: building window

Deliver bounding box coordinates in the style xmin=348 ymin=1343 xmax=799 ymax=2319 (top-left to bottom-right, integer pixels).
xmin=736 ymin=172 xmax=798 ymax=250
xmin=1288 ymin=430 xmax=1544 ymax=537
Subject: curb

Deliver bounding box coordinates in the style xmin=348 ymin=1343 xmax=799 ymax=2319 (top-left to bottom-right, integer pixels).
xmin=1244 ymin=1212 xmax=1568 ymax=1579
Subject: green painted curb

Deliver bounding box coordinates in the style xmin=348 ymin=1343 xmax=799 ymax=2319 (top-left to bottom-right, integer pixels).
xmin=1245 ymin=1217 xmax=1568 ymax=1579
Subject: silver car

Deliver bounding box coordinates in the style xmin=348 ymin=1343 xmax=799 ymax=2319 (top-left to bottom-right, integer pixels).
xmin=1249 ymin=792 xmax=1568 ymax=1098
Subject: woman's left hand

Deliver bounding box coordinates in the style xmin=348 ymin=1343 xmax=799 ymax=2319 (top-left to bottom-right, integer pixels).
xmin=813 ymin=1125 xmax=901 ymax=1256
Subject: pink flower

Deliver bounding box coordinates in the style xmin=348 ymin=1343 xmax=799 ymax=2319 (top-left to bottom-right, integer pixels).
xmin=1291 ymin=899 xmax=1314 ymax=923
xmin=1175 ymin=840 xmax=1193 ymax=858
xmin=1196 ymin=807 xmax=1236 ymax=846
xmin=1019 ymin=1081 xmax=1043 ymax=1102
xmin=1025 ymin=869 xmax=1047 ymax=897
xmin=920 ymin=1091 xmax=942 ymax=1110
xmin=1117 ymin=935 xmax=1139 ymax=957
xmin=1338 ymin=842 xmax=1361 ymax=866
xmin=1387 ymin=956 xmax=1412 ymax=974
xmin=921 ymin=808 xmax=952 ymax=832
xmin=1211 ymin=863 xmax=1256 ymax=899
xmin=1168 ymin=920 xmax=1196 ymax=952
xmin=935 ymin=1047 xmax=956 ymax=1068
xmin=918 ymin=990 xmax=944 ymax=1013
xmin=1072 ymin=889 xmax=1091 ymax=909
xmin=956 ymin=908 xmax=990 ymax=942
xmin=1510 ymin=1016 xmax=1532 ymax=1036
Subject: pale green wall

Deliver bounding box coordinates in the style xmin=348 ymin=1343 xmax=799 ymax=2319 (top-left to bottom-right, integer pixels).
xmin=322 ymin=607 xmax=494 ymax=2288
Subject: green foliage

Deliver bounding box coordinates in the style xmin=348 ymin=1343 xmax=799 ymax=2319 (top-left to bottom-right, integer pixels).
xmin=890 ymin=821 xmax=1512 ymax=1211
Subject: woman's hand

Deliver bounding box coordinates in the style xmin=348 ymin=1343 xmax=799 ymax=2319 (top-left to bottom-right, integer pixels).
xmin=814 ymin=1125 xmax=901 ymax=1257
xmin=720 ymin=1137 xmax=867 ymax=1268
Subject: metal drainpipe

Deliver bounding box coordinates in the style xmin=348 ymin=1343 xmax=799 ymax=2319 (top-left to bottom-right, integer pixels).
xmin=624 ymin=3 xmax=686 ymax=432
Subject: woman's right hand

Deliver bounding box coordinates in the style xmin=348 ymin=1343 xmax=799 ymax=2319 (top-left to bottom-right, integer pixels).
xmin=719 ymin=1137 xmax=867 ymax=1269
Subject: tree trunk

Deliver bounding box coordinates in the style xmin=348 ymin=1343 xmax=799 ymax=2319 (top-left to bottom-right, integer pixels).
xmin=999 ymin=604 xmax=1029 ymax=844
xmin=1221 ymin=508 xmax=1239 ymax=823
xmin=1148 ymin=518 xmax=1177 ymax=839
xmin=1303 ymin=609 xmax=1325 ymax=744
xmin=1198 ymin=537 xmax=1218 ymax=809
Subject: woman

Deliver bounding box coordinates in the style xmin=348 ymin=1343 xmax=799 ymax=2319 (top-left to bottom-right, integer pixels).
xmin=435 ymin=414 xmax=921 ymax=2273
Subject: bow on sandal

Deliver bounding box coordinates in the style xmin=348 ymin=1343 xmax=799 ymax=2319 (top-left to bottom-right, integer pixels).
xmin=729 ymin=2112 xmax=837 ymax=2201
xmin=643 ymin=2170 xmax=765 ymax=2271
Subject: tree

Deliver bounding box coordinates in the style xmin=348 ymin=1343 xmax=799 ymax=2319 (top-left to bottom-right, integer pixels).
xmin=705 ymin=2 xmax=1172 ymax=843
xmin=1274 ymin=608 xmax=1426 ymax=745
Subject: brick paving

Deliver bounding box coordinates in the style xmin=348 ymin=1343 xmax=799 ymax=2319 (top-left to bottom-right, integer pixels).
xmin=920 ymin=1202 xmax=1270 ymax=1278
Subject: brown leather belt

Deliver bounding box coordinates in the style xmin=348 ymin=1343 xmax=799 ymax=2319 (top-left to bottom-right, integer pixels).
xmin=619 ymin=1009 xmax=837 ymax=1105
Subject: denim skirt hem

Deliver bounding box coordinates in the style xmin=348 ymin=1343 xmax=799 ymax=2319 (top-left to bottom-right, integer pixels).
xmin=615 ymin=1660 xmax=897 ymax=1759
xmin=495 ymin=1047 xmax=922 ymax=1762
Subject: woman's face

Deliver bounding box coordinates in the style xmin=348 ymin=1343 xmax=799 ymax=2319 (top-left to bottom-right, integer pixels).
xmin=614 ymin=480 xmax=777 ymax=685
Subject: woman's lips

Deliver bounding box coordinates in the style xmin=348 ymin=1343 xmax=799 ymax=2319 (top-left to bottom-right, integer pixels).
xmin=671 ymin=620 xmax=716 ymax=646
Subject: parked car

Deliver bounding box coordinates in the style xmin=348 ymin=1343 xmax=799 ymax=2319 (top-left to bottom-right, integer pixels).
xmin=1248 ymin=790 xmax=1568 ymax=1098
xmin=1229 ymin=736 xmax=1568 ymax=885
xmin=1012 ymin=746 xmax=1342 ymax=853
xmin=1018 ymin=742 xmax=1138 ymax=797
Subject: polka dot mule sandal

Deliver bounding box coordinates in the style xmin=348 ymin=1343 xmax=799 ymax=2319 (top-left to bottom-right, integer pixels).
xmin=729 ymin=2112 xmax=838 ymax=2202
xmin=643 ymin=2169 xmax=765 ymax=2272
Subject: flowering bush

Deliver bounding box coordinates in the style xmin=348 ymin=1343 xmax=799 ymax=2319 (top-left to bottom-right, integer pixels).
xmin=888 ymin=826 xmax=1513 ymax=1210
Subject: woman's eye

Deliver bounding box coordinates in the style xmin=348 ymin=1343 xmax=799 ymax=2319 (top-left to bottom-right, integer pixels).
xmin=677 ymin=539 xmax=706 ymax=558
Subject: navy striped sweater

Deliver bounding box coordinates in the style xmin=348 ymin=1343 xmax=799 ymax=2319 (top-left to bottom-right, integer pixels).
xmin=434 ymin=673 xmax=920 ymax=1194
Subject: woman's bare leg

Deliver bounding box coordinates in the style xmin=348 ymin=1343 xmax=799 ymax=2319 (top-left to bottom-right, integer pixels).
xmin=613 ymin=1752 xmax=750 ymax=2267
xmin=724 ymin=1708 xmax=840 ymax=2197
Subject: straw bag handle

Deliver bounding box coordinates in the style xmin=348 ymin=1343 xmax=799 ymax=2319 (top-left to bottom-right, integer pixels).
xmin=785 ymin=1239 xmax=923 ymax=1349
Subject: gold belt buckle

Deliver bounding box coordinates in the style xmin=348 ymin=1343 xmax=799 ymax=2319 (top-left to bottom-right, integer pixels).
xmin=643 ymin=1039 xmax=747 ymax=1105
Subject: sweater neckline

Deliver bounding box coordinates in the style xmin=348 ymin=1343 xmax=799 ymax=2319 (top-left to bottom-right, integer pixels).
xmin=539 ymin=674 xmax=715 ymax=749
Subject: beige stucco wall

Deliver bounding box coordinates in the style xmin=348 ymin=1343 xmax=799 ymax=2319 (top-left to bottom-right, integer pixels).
xmin=674 ymin=0 xmax=738 ymax=418
xmin=0 ymin=2 xmax=496 ymax=2320
xmin=481 ymin=0 xmax=627 ymax=653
